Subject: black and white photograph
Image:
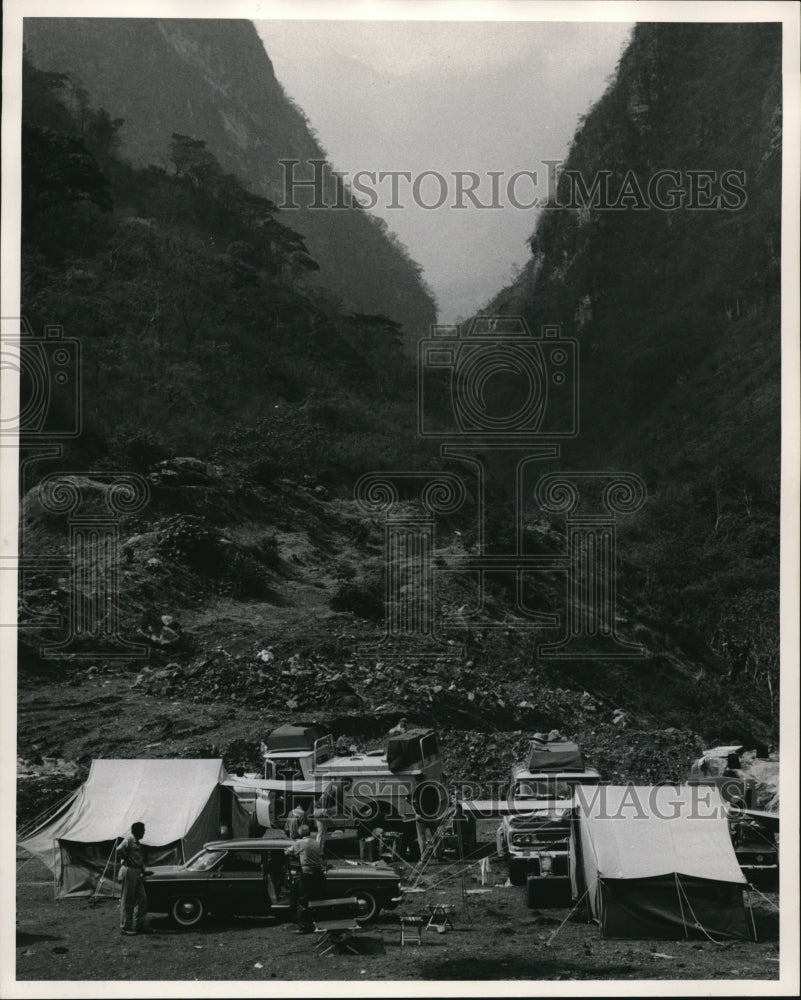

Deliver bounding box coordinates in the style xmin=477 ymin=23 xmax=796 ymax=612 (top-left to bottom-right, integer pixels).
xmin=1 ymin=1 xmax=798 ymax=995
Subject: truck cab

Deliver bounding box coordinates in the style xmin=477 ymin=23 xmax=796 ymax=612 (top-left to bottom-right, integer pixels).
xmin=509 ymin=738 xmax=601 ymax=800
xmin=261 ymin=727 xmax=334 ymax=782
xmin=230 ymin=724 xmax=445 ymax=835
xmin=509 ymin=765 xmax=603 ymax=801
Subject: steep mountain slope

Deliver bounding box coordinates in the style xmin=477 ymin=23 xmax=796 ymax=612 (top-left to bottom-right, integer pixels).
xmin=480 ymin=22 xmax=781 ymax=724
xmin=488 ymin=22 xmax=780 ymax=473
xmin=23 ymin=17 xmax=436 ymax=340
xmin=16 ymin=22 xmax=780 ymax=821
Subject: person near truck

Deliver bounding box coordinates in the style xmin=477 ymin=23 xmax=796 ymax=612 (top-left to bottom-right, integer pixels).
xmin=118 ymin=821 xmax=150 ymax=935
xmin=313 ymin=779 xmax=339 ymax=853
xmin=286 ymin=802 xmax=308 ymax=840
xmin=285 ymin=824 xmax=326 ymax=933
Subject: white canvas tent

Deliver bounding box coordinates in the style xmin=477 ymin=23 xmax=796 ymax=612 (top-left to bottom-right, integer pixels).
xmin=572 ymin=784 xmax=752 ymax=940
xmin=19 ymin=758 xmax=250 ymax=897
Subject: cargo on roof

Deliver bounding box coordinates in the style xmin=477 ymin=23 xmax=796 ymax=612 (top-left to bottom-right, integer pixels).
xmin=265 ymin=724 xmax=325 ymax=752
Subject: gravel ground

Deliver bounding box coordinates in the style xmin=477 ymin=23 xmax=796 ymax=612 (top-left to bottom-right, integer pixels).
xmin=15 ymin=839 xmax=780 ymax=985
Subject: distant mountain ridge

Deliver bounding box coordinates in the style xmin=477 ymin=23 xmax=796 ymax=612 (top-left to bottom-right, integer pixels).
xmin=23 ymin=17 xmax=436 ymax=340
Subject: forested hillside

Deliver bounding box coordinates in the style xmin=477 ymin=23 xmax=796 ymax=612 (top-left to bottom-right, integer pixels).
xmin=484 ymin=22 xmax=781 ymax=725
xmin=23 ymin=18 xmax=437 ymax=342
xmin=21 ymin=52 xmax=432 ymax=477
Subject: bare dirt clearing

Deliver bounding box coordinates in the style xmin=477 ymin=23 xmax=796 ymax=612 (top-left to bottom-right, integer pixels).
xmin=17 ymin=848 xmax=779 ymax=983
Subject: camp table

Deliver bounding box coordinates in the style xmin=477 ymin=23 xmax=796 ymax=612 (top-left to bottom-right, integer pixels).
xmin=308 ymin=897 xmax=362 ymax=955
xmin=312 ymin=917 xmax=362 ymax=955
xmin=399 ymin=914 xmax=425 ymax=946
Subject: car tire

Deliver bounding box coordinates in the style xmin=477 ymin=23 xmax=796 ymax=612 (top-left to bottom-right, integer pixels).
xmin=509 ymin=861 xmax=528 ymax=887
xmin=171 ymin=895 xmax=206 ymax=928
xmin=349 ymin=890 xmax=379 ymax=924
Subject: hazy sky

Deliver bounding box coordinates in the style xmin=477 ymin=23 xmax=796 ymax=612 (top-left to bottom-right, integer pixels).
xmin=256 ymin=19 xmax=633 ymax=322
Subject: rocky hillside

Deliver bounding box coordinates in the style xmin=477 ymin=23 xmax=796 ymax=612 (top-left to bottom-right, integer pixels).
xmin=23 ymin=17 xmax=436 ymax=340
xmin=17 ymin=446 xmax=774 ymax=819
xmin=16 ymin=23 xmax=781 ymax=824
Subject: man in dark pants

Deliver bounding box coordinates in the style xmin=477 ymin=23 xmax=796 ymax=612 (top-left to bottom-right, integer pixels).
xmin=285 ymin=824 xmax=326 ymax=933
xmin=118 ymin=821 xmax=150 ymax=935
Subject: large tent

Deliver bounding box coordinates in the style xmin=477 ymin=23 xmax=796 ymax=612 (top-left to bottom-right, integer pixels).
xmin=19 ymin=758 xmax=250 ymax=897
xmin=572 ymin=784 xmax=752 ymax=940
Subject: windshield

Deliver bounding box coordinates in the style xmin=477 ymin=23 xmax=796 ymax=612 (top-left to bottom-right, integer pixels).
xmin=184 ymin=849 xmax=224 ymax=872
xmin=514 ymin=780 xmax=575 ymax=799
xmin=513 ymin=775 xmax=600 ymax=799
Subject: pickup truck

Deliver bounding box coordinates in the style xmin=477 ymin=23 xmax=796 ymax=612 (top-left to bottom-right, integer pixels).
xmin=495 ymin=803 xmax=572 ymax=885
xmin=458 ymin=739 xmax=602 ymax=821
xmin=493 ymin=739 xmax=600 ymax=885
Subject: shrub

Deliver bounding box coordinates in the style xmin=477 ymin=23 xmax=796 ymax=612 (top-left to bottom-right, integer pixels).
xmin=329 ymin=574 xmax=385 ymax=620
xmin=222 ymin=548 xmax=269 ymax=599
xmin=157 ymin=514 xmax=221 ymax=572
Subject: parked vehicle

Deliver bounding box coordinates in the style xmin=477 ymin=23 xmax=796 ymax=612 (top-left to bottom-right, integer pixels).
xmin=728 ymin=810 xmax=779 ymax=885
xmin=495 ymin=804 xmax=572 ymax=886
xmin=510 ymin=738 xmax=602 ymax=800
xmin=143 ymin=838 xmax=403 ymax=928
xmin=228 ymin=724 xmax=445 ymax=834
xmin=459 ymin=738 xmax=602 ymax=821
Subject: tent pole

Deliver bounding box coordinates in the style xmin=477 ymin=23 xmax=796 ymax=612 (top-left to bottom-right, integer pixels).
xmin=595 ymin=883 xmax=602 ymax=938
xmin=92 ymin=841 xmax=118 ymax=904
xmin=456 ymin=820 xmax=468 ymax=915
xmin=745 ymin=887 xmax=758 ymax=942
xmin=675 ymin=876 xmax=729 ymax=946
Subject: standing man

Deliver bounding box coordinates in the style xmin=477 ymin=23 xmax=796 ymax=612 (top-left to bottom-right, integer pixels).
xmin=118 ymin=821 xmax=150 ymax=935
xmin=285 ymin=824 xmax=327 ymax=933
xmin=313 ymin=779 xmax=338 ymax=853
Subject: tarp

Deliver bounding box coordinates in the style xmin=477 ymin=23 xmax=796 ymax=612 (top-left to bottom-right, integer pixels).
xmin=266 ymin=724 xmax=323 ymax=752
xmin=572 ymin=785 xmax=750 ymax=940
xmin=689 ymin=749 xmax=779 ymax=812
xmin=526 ymin=741 xmax=584 ymax=772
xmin=19 ymin=759 xmax=250 ymax=897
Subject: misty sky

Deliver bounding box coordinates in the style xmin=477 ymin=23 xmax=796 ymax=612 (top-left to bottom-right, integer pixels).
xmin=256 ymin=19 xmax=633 ymax=323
